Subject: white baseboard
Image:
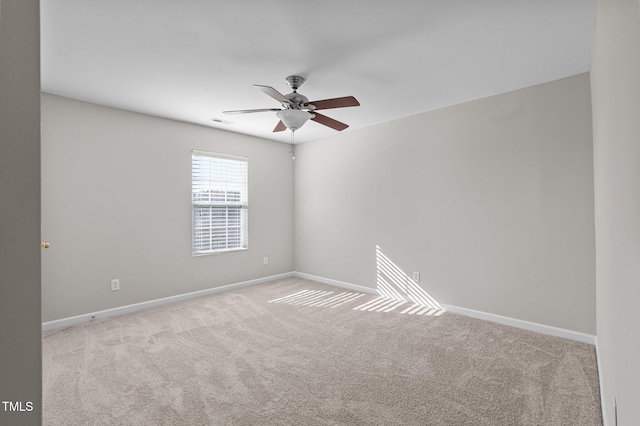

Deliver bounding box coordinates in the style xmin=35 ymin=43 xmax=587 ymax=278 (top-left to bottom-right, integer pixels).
xmin=595 ymin=337 xmax=609 ymax=426
xmin=440 ymin=303 xmax=596 ymax=345
xmin=294 ymin=271 xmax=379 ymax=295
xmin=42 ymin=272 xmax=294 ymax=331
xmin=293 ymin=271 xmax=596 ymax=345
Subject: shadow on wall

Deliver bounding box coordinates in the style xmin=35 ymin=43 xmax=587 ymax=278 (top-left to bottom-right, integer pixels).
xmin=363 ymin=245 xmax=445 ymax=316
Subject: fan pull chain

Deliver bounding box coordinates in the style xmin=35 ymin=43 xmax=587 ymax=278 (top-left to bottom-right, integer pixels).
xmin=290 ymin=130 xmax=295 ymax=160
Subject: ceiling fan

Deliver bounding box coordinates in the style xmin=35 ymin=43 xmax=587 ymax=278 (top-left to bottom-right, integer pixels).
xmin=223 ymin=75 xmax=360 ymax=133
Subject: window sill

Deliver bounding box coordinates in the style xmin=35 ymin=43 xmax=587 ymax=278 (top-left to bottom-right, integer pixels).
xmin=192 ymin=247 xmax=248 ymax=257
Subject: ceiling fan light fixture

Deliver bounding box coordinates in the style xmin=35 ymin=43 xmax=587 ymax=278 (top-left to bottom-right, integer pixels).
xmin=276 ymin=109 xmax=313 ymax=132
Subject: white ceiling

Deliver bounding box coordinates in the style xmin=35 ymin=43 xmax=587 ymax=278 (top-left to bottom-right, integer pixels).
xmin=40 ymin=0 xmax=595 ymax=144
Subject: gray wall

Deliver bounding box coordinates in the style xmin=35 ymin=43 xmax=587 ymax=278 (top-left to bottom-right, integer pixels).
xmin=295 ymin=74 xmax=596 ymax=335
xmin=0 ymin=0 xmax=42 ymax=424
xmin=41 ymin=94 xmax=294 ymax=322
xmin=591 ymin=0 xmax=640 ymax=423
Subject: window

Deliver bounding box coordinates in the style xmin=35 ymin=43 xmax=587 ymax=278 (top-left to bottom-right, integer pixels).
xmin=192 ymin=150 xmax=248 ymax=255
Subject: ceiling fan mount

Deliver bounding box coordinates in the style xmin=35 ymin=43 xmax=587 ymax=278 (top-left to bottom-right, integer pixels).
xmin=284 ymin=75 xmax=305 ymax=91
xmin=223 ymin=75 xmax=360 ymax=133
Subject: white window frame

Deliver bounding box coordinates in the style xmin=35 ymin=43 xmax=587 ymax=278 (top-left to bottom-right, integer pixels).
xmin=191 ymin=150 xmax=248 ymax=255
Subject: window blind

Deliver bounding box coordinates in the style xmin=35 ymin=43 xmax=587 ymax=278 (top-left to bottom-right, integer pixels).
xmin=192 ymin=151 xmax=248 ymax=255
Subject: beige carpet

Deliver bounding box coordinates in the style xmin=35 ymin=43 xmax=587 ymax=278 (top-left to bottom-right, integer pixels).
xmin=42 ymin=277 xmax=602 ymax=425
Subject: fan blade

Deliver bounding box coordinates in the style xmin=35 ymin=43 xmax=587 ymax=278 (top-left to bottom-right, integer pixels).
xmin=254 ymin=85 xmax=292 ymax=104
xmin=223 ymin=108 xmax=281 ymax=115
xmin=311 ymin=112 xmax=349 ymax=131
xmin=306 ymin=96 xmax=360 ymax=111
xmin=273 ymin=121 xmax=287 ymax=132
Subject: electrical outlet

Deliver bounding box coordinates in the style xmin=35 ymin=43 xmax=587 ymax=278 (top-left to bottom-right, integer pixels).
xmin=412 ymin=271 xmax=420 ymax=282
xmin=110 ymin=279 xmax=120 ymax=292
xmin=263 ymin=257 xmax=269 ymax=266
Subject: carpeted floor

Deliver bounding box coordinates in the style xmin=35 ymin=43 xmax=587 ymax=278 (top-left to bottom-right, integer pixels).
xmin=42 ymin=277 xmax=602 ymax=425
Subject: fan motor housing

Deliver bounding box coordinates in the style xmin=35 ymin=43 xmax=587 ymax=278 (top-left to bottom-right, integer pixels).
xmin=284 ymin=92 xmax=309 ymax=109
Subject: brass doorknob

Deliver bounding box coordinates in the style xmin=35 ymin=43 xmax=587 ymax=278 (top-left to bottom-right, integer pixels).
xmin=41 ymin=242 xmax=50 ymax=249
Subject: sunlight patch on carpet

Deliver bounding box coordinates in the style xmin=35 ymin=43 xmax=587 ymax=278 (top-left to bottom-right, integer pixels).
xmin=352 ymin=296 xmax=445 ymax=316
xmin=268 ymin=289 xmax=365 ymax=308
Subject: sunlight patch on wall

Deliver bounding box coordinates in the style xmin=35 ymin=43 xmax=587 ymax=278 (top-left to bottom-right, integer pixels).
xmin=374 ymin=245 xmax=445 ymax=316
